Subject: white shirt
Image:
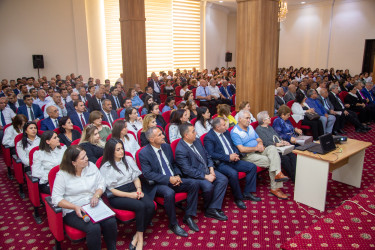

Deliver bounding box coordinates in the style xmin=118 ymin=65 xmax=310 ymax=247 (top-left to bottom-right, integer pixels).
xmin=127 ymin=120 xmax=143 ymax=139
xmin=121 ymin=136 xmax=140 ymax=158
xmin=195 ymin=120 xmax=212 ymax=138
xmin=0 ymin=107 xmax=16 ymax=126
xmin=151 ymin=145 xmax=174 ymax=175
xmin=52 ymin=162 xmax=105 ymax=216
xmin=44 ymin=102 xmax=67 ymax=118
xmin=180 ymin=88 xmax=187 ymax=97
xmin=208 ymin=85 xmax=221 ymax=98
xmin=2 ymin=125 xmax=22 ymax=147
xmin=32 ymin=146 xmax=67 ymax=184
xmin=16 ymin=137 xmax=41 ymax=166
xmin=26 ymin=105 xmax=35 ymax=121
xmin=291 ymin=102 xmax=307 ymax=123
xmin=214 ymin=130 xmax=232 ymax=155
xmin=168 ymin=124 xmax=181 ymax=143
xmin=34 ymin=98 xmax=51 ymax=109
xmin=100 ymin=157 xmax=142 ymax=190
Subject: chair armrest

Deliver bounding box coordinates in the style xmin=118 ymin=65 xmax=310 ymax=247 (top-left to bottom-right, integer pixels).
xmin=103 ymin=189 xmax=115 ymax=199
xmin=12 ymin=154 xmax=22 ymax=163
xmin=25 ymin=171 xmax=39 ymax=183
xmin=4 ymin=145 xmax=10 ymax=149
xmin=45 ymin=196 xmax=62 ymax=214
xmin=140 ymin=175 xmax=155 ymax=186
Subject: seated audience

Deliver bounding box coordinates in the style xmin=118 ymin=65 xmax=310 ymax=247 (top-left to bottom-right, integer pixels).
xmin=65 ymin=92 xmax=79 ymax=113
xmin=139 ymin=127 xmax=200 ymax=237
xmin=219 ymin=80 xmax=234 ymax=105
xmin=168 ymin=109 xmax=189 ymax=143
xmin=51 ymin=145 xmax=117 ymax=250
xmin=162 ymin=96 xmax=177 ymax=113
xmin=79 ymin=125 xmax=104 ymax=163
xmin=87 ymin=89 xmax=105 ymax=112
xmin=43 ymin=92 xmax=67 ymax=118
xmin=109 ymin=86 xmax=124 ymax=111
xmin=284 ymin=83 xmax=297 ymax=104
xmin=2 ymin=114 xmax=27 ymax=151
xmin=17 ymin=94 xmax=44 ymax=122
xmin=127 ymin=87 xmax=144 ymax=109
xmin=141 ymin=96 xmax=153 ymax=116
xmin=180 ymin=82 xmax=189 ymax=97
xmin=234 ymin=101 xmax=256 ymax=123
xmin=111 ymin=120 xmax=140 ymax=158
xmin=274 ymin=87 xmax=286 ymax=112
xmin=175 ymin=123 xmax=229 ymax=220
xmin=32 ymin=131 xmax=67 ymax=194
xmin=7 ymin=92 xmax=24 ymax=113
xmin=186 ymin=100 xmax=197 ymax=120
xmin=231 ymin=110 xmax=289 ymax=200
xmin=58 ymin=116 xmax=81 ymax=146
xmin=345 ymin=85 xmax=372 ymax=126
xmin=16 ymin=122 xmax=41 ymax=167
xmin=119 ymin=98 xmax=134 ymax=118
xmin=101 ymin=99 xmax=118 ymax=126
xmin=125 ymin=107 xmax=143 ymax=138
xmin=217 ymin=104 xmax=236 ymax=127
xmin=196 ymin=80 xmax=217 ymax=115
xmin=89 ymin=111 xmax=111 ymax=143
xmin=163 ymin=79 xmax=175 ymax=96
xmin=34 ymin=89 xmax=50 ymax=109
xmin=195 ymin=107 xmax=212 ymax=138
xmin=208 ymin=79 xmax=231 ymax=105
xmin=272 ymin=105 xmax=303 ymax=144
xmin=100 ymin=138 xmax=154 ymax=249
xmin=70 ymin=100 xmax=90 ymax=131
xmin=41 ymin=106 xmax=60 ymax=131
xmin=183 ymin=91 xmax=194 ymax=103
xmin=140 ymin=114 xmax=158 ymax=147
xmin=204 ymin=117 xmax=260 ymax=210
xmin=141 ymin=86 xmax=154 ymax=103
xmin=149 ymin=103 xmax=167 ymax=129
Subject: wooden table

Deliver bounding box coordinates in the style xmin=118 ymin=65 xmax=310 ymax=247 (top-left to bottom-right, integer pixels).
xmin=293 ymin=139 xmax=372 ymax=212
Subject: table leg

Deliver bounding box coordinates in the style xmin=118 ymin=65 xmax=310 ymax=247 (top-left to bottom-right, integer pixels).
xmin=294 ymin=155 xmax=329 ymax=212
xmin=331 ymin=149 xmax=364 ymax=188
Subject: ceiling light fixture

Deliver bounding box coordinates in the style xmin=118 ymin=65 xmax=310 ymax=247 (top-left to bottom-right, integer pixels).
xmin=301 ymin=1 xmax=306 ymax=4
xmin=219 ymin=1 xmax=223 ymax=2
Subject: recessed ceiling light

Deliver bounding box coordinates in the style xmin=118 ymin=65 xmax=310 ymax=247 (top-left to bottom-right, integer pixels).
xmin=301 ymin=1 xmax=306 ymax=4
xmin=219 ymin=1 xmax=223 ymax=2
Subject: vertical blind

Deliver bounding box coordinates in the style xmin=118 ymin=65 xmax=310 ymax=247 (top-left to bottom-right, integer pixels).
xmin=103 ymin=0 xmax=200 ymax=83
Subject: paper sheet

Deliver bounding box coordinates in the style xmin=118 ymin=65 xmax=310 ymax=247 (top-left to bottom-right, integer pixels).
xmin=82 ymin=200 xmax=115 ymax=223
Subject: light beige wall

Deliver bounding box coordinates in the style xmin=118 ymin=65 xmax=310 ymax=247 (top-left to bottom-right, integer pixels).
xmin=226 ymin=13 xmax=237 ymax=68
xmin=0 ymin=0 xmax=90 ymax=80
xmin=279 ymin=0 xmax=375 ymax=74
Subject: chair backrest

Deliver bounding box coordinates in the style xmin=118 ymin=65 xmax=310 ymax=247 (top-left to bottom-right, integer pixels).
xmin=125 ymin=151 xmax=134 ymax=160
xmin=138 ymin=106 xmax=143 ymax=115
xmin=232 ymin=94 xmax=236 ymax=105
xmin=3 ymin=123 xmax=12 ymax=132
xmin=53 ymin=128 xmax=61 ymax=134
xmin=231 ymin=111 xmax=237 ymax=117
xmin=96 ymin=156 xmax=103 ymax=168
xmin=73 ymin=125 xmax=82 ymax=134
xmin=160 ymin=93 xmax=167 ymax=103
xmin=250 ymin=121 xmax=259 ymax=130
xmin=71 ymin=139 xmax=80 ymax=145
xmin=48 ymin=165 xmax=60 ymax=194
xmin=270 ymin=116 xmax=278 ymax=126
xmin=212 ymin=114 xmax=218 ymax=119
xmin=286 ymin=100 xmax=295 ymax=108
xmin=102 ymin=121 xmax=111 ymax=128
xmin=141 ymin=114 xmax=147 ymax=119
xmin=200 ymin=133 xmax=207 ymax=145
xmin=170 ymin=138 xmax=181 ymax=158
xmin=128 ymin=131 xmax=137 ymax=140
xmin=106 ymin=134 xmax=112 ymax=141
xmin=135 ymin=147 xmax=146 ymax=171
xmin=137 ymin=128 xmax=143 ymax=146
xmin=38 ymin=130 xmax=44 ymax=135
xmin=165 ymin=123 xmax=171 ymax=143
xmin=14 ymin=134 xmax=24 ymax=155
xmin=175 ymin=98 xmax=182 ymax=105
xmin=339 ymin=91 xmax=348 ymax=103
xmin=41 ymin=105 xmax=46 ymax=112
xmin=113 ymin=118 xmax=125 ymax=125
xmin=29 ymin=146 xmax=40 ymax=169
xmin=190 ymin=117 xmax=197 ymax=126
xmin=162 ymin=110 xmax=172 ymax=124
xmin=37 ymin=119 xmax=44 ymax=130
xmin=228 ymin=126 xmax=235 ymax=132
xmin=117 ymin=108 xmax=124 ymax=117
xmin=159 ymin=103 xmax=166 ymax=112
xmin=160 ymin=84 xmax=165 ymax=93
xmin=192 ymin=88 xmax=197 ymax=98
xmin=175 ymin=86 xmax=182 ymax=96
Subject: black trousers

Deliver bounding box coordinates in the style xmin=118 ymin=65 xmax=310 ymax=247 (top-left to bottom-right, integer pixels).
xmin=199 ymin=100 xmax=218 ymax=115
xmin=280 ymin=153 xmax=297 ymax=182
xmin=109 ymin=182 xmax=155 ymax=232
xmin=63 ymin=211 xmax=117 ymax=250
xmin=301 ymin=118 xmax=324 ymax=140
xmin=336 ymin=110 xmax=362 ymax=130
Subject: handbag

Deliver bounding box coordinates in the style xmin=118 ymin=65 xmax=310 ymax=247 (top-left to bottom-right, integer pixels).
xmin=273 ymin=135 xmax=295 ymax=155
xmin=305 ymin=112 xmax=320 ymax=120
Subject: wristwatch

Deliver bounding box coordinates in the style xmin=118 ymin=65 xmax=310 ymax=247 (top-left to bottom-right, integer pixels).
xmin=96 ymin=194 xmax=100 ymax=199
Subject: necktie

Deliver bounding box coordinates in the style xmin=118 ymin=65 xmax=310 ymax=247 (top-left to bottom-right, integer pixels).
xmin=107 ymin=113 xmax=113 ymax=124
xmin=158 ymin=149 xmax=172 ymax=176
xmin=64 ymin=98 xmax=67 ymax=106
xmin=115 ymin=96 xmax=120 ymax=109
xmin=203 ymin=87 xmax=207 ymax=96
xmin=323 ymin=98 xmax=329 ymax=110
xmin=55 ymin=119 xmax=59 ymax=128
xmin=80 ymin=114 xmax=86 ymax=127
xmin=336 ymin=95 xmax=345 ymax=109
xmin=98 ymin=99 xmax=102 ymax=106
xmin=0 ymin=110 xmax=6 ymax=126
xmin=29 ymin=107 xmax=35 ymax=120
xmin=220 ymin=134 xmax=233 ymax=154
xmin=224 ymin=87 xmax=230 ymax=98
xmin=190 ymin=145 xmax=208 ymax=168
xmin=131 ymin=124 xmax=138 ymax=131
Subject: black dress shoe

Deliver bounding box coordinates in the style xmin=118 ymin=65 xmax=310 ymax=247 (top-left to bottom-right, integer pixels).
xmin=355 ymin=128 xmax=367 ymax=133
xmin=169 ymin=224 xmax=188 ymax=237
xmin=235 ymin=200 xmax=247 ymax=210
xmin=243 ymin=193 xmax=262 ymax=202
xmin=332 ymin=130 xmax=338 ymax=135
xmin=217 ymin=209 xmax=225 ymax=216
xmin=205 ymin=208 xmax=228 ymax=221
xmin=183 ymin=216 xmax=199 ymax=232
xmin=129 ymin=242 xmax=136 ymax=250
xmin=337 ymin=129 xmax=346 ymax=134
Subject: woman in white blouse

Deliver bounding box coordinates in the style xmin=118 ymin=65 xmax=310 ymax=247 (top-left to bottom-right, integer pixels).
xmin=100 ymin=139 xmax=154 ymax=250
xmin=111 ymin=120 xmax=140 ymax=158
xmin=195 ymin=106 xmax=212 ymax=138
xmin=52 ymin=145 xmax=117 ymax=250
xmin=168 ymin=109 xmax=189 ymax=143
xmin=125 ymin=107 xmax=143 ymax=139
xmin=234 ymin=101 xmax=256 ymax=123
xmin=2 ymin=114 xmax=27 ymax=151
xmin=16 ymin=122 xmax=41 ymax=168
xmin=32 ymin=131 xmax=67 ymax=194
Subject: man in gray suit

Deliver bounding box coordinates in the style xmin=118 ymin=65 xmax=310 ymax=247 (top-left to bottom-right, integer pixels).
xmin=274 ymin=87 xmax=286 ymax=113
xmin=284 ymin=84 xmax=297 ymax=104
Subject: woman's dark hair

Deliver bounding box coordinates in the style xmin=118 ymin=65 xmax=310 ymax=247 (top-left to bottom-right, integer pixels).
xmin=12 ymin=114 xmax=27 ymax=133
xmin=170 ymin=109 xmax=186 ymax=125
xmin=60 ymin=145 xmax=84 ymax=175
xmin=101 ymin=138 xmax=129 ymax=172
xmin=39 ymin=131 xmax=61 ymax=153
xmin=148 ymin=102 xmax=159 ymax=115
xmin=196 ymin=106 xmax=210 ymax=129
xmin=277 ymin=105 xmax=291 ymax=117
xmin=186 ymin=100 xmax=196 ymax=111
xmin=126 ymin=87 xmax=134 ymax=98
xmin=21 ymin=122 xmax=39 ymax=149
xmin=112 ymin=119 xmax=129 ymax=141
xmin=295 ymin=91 xmax=305 ymax=104
xmin=142 ymin=95 xmax=153 ymax=112
xmin=165 ymin=96 xmax=174 ymax=106
xmin=183 ymin=91 xmax=192 ymax=101
xmin=58 ymin=116 xmax=71 ymax=133
xmin=181 ymin=82 xmax=187 ymax=88
xmin=125 ymin=107 xmax=137 ymax=121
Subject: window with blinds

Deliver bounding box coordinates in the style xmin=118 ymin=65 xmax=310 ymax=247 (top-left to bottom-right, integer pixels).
xmin=102 ymin=0 xmax=200 ymax=82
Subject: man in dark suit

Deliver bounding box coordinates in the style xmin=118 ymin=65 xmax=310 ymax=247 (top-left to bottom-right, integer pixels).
xmin=87 ymin=89 xmax=104 ymax=112
xmin=78 ymin=87 xmax=90 ymax=104
xmin=108 ymin=86 xmax=123 ymax=111
xmin=175 ymin=123 xmax=229 ymax=221
xmin=204 ymin=118 xmax=260 ymax=210
xmin=66 ymin=92 xmax=80 ymax=113
xmin=284 ymin=84 xmax=297 ymax=104
xmin=141 ymin=86 xmax=154 ymax=103
xmin=101 ymin=99 xmax=118 ymax=127
xmin=274 ymin=87 xmax=286 ymax=112
xmin=219 ymin=80 xmax=233 ymax=100
xmin=17 ymin=94 xmax=44 ymax=122
xmin=70 ymin=100 xmax=89 ymax=131
xmin=148 ymin=75 xmax=161 ymax=103
xmin=139 ymin=127 xmax=200 ymax=237
xmin=7 ymin=92 xmax=24 ymax=113
xmin=40 ymin=106 xmax=60 ymax=131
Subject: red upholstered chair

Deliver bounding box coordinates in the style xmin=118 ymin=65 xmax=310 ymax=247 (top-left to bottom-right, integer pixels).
xmin=70 ymin=139 xmax=80 ymax=145
xmin=141 ymin=114 xmax=147 ymax=119
xmin=232 ymin=94 xmax=236 ymax=106
xmin=159 ymin=103 xmax=166 ymax=112
xmin=162 ymin=110 xmax=172 ymax=124
xmin=102 ymin=120 xmax=111 ymax=128
xmin=286 ymin=100 xmax=295 ymax=109
xmin=231 ymin=111 xmax=237 ymax=117
xmin=106 ymin=134 xmax=112 ymax=141
xmin=160 ymin=94 xmax=167 ymax=103
xmin=339 ymin=91 xmax=348 ymax=103
xmin=164 ymin=123 xmax=171 ymax=143
xmin=37 ymin=119 xmax=44 ymax=130
xmin=138 ymin=106 xmax=143 ymax=116
xmin=128 ymin=131 xmax=137 ymax=140
xmin=200 ymin=133 xmax=207 ymax=145
xmin=286 ymin=101 xmax=311 ymax=132
xmin=117 ymin=108 xmax=124 ymax=117
xmin=12 ymin=133 xmax=26 ymax=198
xmin=137 ymin=128 xmax=143 ymax=146
xmin=250 ymin=121 xmax=259 ymax=130
xmin=175 ymin=86 xmax=182 ymax=98
xmin=228 ymin=126 xmax=235 ymax=132
xmin=160 ymin=84 xmax=165 ymax=93
xmin=212 ymin=114 xmax=218 ymax=119
xmin=270 ymin=116 xmax=278 ymax=126
xmin=135 ymin=147 xmax=187 ymax=207
xmin=175 ymin=100 xmax=182 ymax=106
xmin=45 ymin=166 xmax=86 ymax=249
xmin=190 ymin=117 xmax=197 ymax=126
xmin=2 ymin=124 xmax=13 ymax=178
xmin=170 ymin=138 xmax=181 ymax=158
xmin=192 ymin=88 xmax=197 ymax=98
xmin=113 ymin=118 xmax=125 ymax=125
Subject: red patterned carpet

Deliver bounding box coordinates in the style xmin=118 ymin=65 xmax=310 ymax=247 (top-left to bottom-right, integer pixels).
xmin=0 ymin=124 xmax=374 ymax=249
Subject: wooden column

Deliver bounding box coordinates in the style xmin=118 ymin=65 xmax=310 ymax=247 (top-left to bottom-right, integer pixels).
xmin=236 ymin=0 xmax=279 ymax=116
xmin=119 ymin=0 xmax=147 ymax=90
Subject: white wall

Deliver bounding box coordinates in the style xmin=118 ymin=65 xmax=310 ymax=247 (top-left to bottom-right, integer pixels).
xmin=226 ymin=14 xmax=237 ymax=68
xmin=0 ymin=0 xmax=90 ymax=80
xmin=279 ymin=0 xmax=375 ymax=74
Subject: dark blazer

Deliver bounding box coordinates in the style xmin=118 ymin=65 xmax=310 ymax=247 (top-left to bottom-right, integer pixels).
xmin=108 ymin=95 xmax=124 ymax=110
xmin=219 ymin=86 xmax=233 ymax=98
xmin=284 ymin=91 xmax=296 ymax=104
xmin=80 ymin=142 xmax=103 ymax=164
xmin=70 ymin=111 xmax=90 ymax=131
xmin=8 ymin=99 xmax=24 ymax=113
xmin=101 ymin=110 xmax=119 ymax=124
xmin=317 ymin=95 xmax=334 ymax=112
xmin=17 ymin=104 xmax=44 ymax=120
xmin=229 ymin=84 xmax=236 ymax=94
xmin=87 ymin=97 xmax=104 ymax=112
xmin=328 ymin=92 xmax=346 ymax=111
xmin=361 ymin=88 xmax=375 ymax=104
xmin=66 ymin=101 xmax=75 ymax=113
xmin=40 ymin=117 xmax=60 ymax=131
xmin=156 ymin=115 xmax=167 ymax=129
xmin=175 ymin=139 xmax=214 ymax=180
xmin=148 ymin=79 xmax=161 ymax=93
xmin=79 ymin=94 xmax=90 ymax=103
xmin=204 ymin=129 xmax=239 ymax=163
xmin=58 ymin=130 xmax=81 ymax=146
xmin=274 ymin=95 xmax=286 ymax=110
xmin=344 ymin=93 xmax=365 ymax=111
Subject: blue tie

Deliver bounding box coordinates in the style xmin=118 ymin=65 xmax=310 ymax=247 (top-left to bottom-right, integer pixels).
xmin=158 ymin=150 xmax=172 ymax=176
xmin=220 ymin=134 xmax=233 ymax=154
xmin=0 ymin=110 xmax=6 ymax=126
xmin=55 ymin=119 xmax=59 ymax=128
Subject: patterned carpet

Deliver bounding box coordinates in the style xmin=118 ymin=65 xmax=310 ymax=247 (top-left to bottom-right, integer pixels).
xmin=0 ymin=123 xmax=374 ymax=249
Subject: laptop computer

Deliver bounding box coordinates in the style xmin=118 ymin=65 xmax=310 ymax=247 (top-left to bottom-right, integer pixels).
xmin=295 ymin=133 xmax=336 ymax=155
